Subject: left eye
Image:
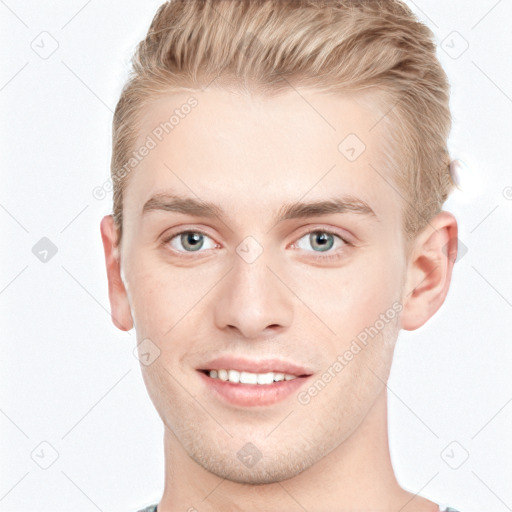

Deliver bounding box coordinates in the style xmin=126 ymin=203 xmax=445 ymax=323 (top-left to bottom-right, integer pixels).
xmin=293 ymin=230 xmax=347 ymax=253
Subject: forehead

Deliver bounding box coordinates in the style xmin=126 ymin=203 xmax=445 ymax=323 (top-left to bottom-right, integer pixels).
xmin=123 ymin=86 xmax=399 ymax=229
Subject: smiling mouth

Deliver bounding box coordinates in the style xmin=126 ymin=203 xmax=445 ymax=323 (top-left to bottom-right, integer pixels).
xmin=196 ymin=367 xmax=312 ymax=407
xmin=197 ymin=368 xmax=310 ymax=385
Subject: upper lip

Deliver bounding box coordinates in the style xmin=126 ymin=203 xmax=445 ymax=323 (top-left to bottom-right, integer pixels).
xmin=198 ymin=356 xmax=313 ymax=377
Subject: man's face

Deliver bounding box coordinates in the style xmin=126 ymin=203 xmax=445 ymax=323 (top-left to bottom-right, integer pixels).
xmin=118 ymin=87 xmax=408 ymax=483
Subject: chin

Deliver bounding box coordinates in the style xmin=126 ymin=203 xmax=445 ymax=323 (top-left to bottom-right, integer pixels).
xmin=187 ymin=438 xmax=321 ymax=485
xmin=206 ymin=458 xmax=313 ymax=485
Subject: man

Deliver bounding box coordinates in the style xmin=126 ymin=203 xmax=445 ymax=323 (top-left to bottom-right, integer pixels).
xmin=100 ymin=0 xmax=463 ymax=510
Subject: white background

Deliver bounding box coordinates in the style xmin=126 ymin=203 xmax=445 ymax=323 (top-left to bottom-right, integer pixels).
xmin=1 ymin=1 xmax=511 ymax=511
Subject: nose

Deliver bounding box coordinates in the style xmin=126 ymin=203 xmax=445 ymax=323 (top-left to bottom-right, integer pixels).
xmin=213 ymin=246 xmax=294 ymax=339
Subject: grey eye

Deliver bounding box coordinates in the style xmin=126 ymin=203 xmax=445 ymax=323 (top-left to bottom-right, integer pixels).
xmin=296 ymin=231 xmax=339 ymax=253
xmin=180 ymin=232 xmax=205 ymax=251
xmin=167 ymin=231 xmax=216 ymax=253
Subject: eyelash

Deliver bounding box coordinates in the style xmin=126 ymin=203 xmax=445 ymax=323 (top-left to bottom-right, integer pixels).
xmin=161 ymin=227 xmax=353 ymax=262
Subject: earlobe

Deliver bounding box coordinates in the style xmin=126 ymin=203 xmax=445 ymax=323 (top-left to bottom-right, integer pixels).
xmin=100 ymin=215 xmax=134 ymax=331
xmin=400 ymin=211 xmax=458 ymax=331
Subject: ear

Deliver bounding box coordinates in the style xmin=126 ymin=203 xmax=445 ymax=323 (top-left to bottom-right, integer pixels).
xmin=401 ymin=211 xmax=458 ymax=331
xmin=100 ymin=215 xmax=134 ymax=331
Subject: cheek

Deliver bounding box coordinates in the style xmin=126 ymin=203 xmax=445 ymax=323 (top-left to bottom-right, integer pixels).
xmin=352 ymin=243 xmax=404 ymax=306
xmin=126 ymin=257 xmax=198 ymax=332
xmin=289 ymin=253 xmax=401 ymax=341
xmin=127 ymin=258 xmax=216 ymax=377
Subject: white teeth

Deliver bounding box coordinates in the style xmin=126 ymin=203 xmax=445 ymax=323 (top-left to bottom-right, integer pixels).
xmin=228 ymin=369 xmax=240 ymax=383
xmin=207 ymin=369 xmax=298 ymax=384
xmin=256 ymin=372 xmax=274 ymax=385
xmin=240 ymin=371 xmax=258 ymax=384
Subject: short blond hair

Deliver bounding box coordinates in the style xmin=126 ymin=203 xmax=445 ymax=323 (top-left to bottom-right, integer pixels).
xmin=111 ymin=0 xmax=454 ymax=244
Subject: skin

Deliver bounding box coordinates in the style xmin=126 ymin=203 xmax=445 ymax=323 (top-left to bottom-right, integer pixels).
xmin=100 ymin=86 xmax=458 ymax=511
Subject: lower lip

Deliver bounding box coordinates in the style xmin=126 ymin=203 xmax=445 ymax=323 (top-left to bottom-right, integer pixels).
xmin=197 ymin=371 xmax=311 ymax=407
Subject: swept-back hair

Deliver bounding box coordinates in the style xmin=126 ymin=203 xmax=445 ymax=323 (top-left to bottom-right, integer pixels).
xmin=111 ymin=0 xmax=454 ymax=244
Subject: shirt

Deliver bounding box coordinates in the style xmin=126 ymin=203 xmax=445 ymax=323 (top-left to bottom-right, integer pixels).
xmin=136 ymin=504 xmax=462 ymax=511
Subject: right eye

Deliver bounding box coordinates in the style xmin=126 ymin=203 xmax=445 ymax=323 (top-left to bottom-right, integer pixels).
xmin=162 ymin=230 xmax=219 ymax=256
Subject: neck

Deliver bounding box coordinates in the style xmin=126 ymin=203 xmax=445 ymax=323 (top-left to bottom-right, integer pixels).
xmin=158 ymin=389 xmax=438 ymax=511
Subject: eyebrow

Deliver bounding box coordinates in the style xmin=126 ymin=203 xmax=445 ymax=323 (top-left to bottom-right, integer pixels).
xmin=141 ymin=192 xmax=378 ymax=223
